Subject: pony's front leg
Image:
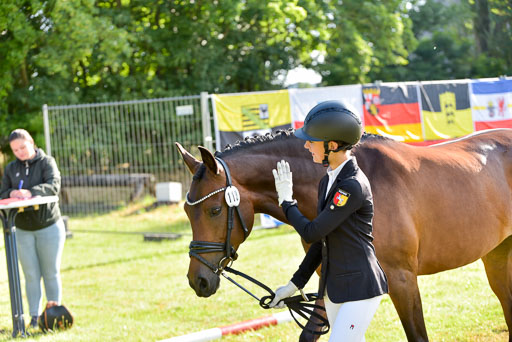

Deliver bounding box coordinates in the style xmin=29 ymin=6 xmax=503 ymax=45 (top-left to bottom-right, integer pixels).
xmin=299 ymin=297 xmax=325 ymax=342
xmin=387 ymin=267 xmax=429 ymax=342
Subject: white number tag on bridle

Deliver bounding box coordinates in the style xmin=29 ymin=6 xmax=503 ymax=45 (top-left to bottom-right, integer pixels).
xmin=225 ymin=186 xmax=240 ymax=207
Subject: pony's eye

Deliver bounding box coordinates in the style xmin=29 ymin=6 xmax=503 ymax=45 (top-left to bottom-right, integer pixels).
xmin=210 ymin=207 xmax=222 ymax=217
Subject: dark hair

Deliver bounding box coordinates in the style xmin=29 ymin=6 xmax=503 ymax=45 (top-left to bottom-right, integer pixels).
xmin=327 ymin=140 xmax=354 ymax=151
xmin=9 ymin=129 xmax=34 ymax=143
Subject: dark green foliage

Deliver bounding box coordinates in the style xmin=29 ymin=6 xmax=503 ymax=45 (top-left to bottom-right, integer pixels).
xmin=371 ymin=0 xmax=512 ymax=82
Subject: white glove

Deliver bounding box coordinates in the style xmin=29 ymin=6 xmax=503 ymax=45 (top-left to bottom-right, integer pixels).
xmin=269 ymin=280 xmax=298 ymax=309
xmin=272 ymin=160 xmax=293 ymax=206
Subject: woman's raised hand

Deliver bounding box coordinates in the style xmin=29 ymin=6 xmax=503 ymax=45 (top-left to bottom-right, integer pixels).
xmin=272 ymin=160 xmax=293 ymax=206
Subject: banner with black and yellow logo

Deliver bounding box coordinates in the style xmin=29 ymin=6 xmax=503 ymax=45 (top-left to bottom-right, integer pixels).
xmin=212 ymin=90 xmax=291 ymax=150
xmin=419 ymin=82 xmax=473 ymax=140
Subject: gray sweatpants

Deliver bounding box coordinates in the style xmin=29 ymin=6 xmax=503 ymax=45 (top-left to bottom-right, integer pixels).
xmin=16 ymin=219 xmax=65 ymax=317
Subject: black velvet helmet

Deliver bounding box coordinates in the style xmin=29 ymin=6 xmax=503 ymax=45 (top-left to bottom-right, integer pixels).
xmin=294 ymin=100 xmax=362 ymax=148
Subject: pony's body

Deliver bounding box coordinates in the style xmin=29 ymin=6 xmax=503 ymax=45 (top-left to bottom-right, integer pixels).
xmin=178 ymin=129 xmax=512 ymax=341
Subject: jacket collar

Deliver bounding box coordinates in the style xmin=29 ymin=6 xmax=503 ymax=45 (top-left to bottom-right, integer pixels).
xmin=318 ymin=158 xmax=359 ymax=210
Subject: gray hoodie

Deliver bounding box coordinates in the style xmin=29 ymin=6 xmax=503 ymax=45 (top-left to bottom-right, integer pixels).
xmin=0 ymin=148 xmax=61 ymax=230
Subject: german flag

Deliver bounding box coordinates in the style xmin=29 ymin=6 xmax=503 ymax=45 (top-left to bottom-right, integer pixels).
xmin=362 ymin=83 xmax=423 ymax=142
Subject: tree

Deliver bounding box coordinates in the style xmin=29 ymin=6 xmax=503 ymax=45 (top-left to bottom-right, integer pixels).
xmin=315 ymin=0 xmax=417 ymax=85
xmin=375 ymin=0 xmax=511 ymax=82
xmin=0 ymin=0 xmax=418 ymax=157
xmin=0 ymin=0 xmax=132 ymax=154
xmin=0 ymin=0 xmax=329 ymax=163
xmin=91 ymin=0 xmax=326 ymax=95
xmin=470 ymin=0 xmax=512 ymax=77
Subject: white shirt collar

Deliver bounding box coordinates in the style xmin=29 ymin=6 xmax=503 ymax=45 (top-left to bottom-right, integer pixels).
xmin=327 ymin=157 xmax=351 ymax=179
xmin=326 ymin=157 xmax=352 ymax=197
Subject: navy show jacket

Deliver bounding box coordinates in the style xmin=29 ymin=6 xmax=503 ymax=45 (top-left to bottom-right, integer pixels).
xmin=282 ymin=158 xmax=388 ymax=303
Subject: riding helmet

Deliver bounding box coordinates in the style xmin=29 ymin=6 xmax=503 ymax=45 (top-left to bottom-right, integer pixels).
xmin=294 ymin=100 xmax=363 ymax=147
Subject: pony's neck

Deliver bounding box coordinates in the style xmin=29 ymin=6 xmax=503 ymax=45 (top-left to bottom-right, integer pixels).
xmin=220 ymin=138 xmax=324 ymax=222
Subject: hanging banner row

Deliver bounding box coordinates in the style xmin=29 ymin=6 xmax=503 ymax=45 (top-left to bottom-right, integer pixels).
xmin=212 ymin=77 xmax=512 ymax=149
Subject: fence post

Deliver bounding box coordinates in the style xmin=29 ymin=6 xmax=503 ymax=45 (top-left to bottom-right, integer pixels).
xmin=42 ymin=104 xmax=51 ymax=156
xmin=200 ymin=92 xmax=213 ymax=152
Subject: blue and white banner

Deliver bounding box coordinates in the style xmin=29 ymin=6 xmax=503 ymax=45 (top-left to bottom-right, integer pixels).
xmin=471 ymin=78 xmax=512 ymax=130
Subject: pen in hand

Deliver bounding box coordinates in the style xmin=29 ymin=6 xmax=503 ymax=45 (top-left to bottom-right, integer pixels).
xmin=13 ymin=180 xmax=27 ymax=199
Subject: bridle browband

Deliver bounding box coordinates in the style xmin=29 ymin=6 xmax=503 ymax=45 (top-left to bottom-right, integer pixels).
xmin=186 ymin=156 xmax=329 ymax=336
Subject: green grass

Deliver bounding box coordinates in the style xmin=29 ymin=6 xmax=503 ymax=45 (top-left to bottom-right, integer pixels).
xmin=0 ymin=201 xmax=507 ymax=341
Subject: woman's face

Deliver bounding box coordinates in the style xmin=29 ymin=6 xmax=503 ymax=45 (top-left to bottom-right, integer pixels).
xmin=10 ymin=138 xmax=36 ymax=161
xmin=304 ymin=140 xmax=325 ymax=164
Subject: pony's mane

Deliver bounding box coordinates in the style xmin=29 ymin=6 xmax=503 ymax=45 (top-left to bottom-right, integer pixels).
xmin=359 ymin=132 xmax=395 ymax=143
xmin=215 ymin=128 xmax=296 ymax=157
xmin=192 ymin=131 xmax=395 ymax=181
xmin=215 ymin=129 xmax=395 ymax=158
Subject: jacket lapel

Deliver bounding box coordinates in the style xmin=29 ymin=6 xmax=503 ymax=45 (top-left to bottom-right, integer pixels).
xmin=317 ymin=176 xmax=329 ymax=212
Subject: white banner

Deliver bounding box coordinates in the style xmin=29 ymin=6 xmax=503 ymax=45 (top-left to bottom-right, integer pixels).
xmin=288 ymin=85 xmax=363 ymax=129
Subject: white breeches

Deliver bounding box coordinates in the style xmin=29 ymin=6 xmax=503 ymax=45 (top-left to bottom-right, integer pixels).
xmin=324 ymin=290 xmax=384 ymax=342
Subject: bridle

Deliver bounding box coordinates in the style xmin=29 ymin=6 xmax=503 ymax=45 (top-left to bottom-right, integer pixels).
xmin=186 ymin=157 xmax=249 ymax=274
xmin=185 ymin=156 xmax=329 ymax=336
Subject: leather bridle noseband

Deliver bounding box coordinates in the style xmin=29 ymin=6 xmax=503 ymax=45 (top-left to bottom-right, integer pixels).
xmin=185 ymin=156 xmax=329 ymax=336
xmin=186 ymin=157 xmax=249 ymax=274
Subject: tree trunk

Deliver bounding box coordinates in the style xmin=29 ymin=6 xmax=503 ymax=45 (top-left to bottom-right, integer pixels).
xmin=472 ymin=0 xmax=490 ymax=53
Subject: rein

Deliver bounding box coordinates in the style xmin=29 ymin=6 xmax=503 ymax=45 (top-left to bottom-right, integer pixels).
xmin=186 ymin=157 xmax=329 ymax=336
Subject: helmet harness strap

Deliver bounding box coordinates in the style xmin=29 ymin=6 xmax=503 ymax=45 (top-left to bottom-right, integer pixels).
xmin=322 ymin=141 xmax=330 ymax=167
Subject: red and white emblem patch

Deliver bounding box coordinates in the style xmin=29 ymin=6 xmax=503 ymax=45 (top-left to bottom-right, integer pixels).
xmin=333 ymin=189 xmax=350 ymax=207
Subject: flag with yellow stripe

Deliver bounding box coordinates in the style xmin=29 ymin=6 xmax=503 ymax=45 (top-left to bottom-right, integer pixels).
xmin=420 ymin=82 xmax=473 ymax=140
xmin=471 ymin=78 xmax=512 ymax=131
xmin=362 ymin=83 xmax=424 ymax=142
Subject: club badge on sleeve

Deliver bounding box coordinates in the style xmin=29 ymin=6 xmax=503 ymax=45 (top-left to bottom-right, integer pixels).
xmin=331 ymin=189 xmax=350 ymax=209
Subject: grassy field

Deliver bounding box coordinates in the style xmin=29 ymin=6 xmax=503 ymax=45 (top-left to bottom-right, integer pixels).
xmin=0 ymin=200 xmax=507 ymax=341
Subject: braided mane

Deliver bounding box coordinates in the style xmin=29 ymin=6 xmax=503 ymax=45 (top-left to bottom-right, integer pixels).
xmin=215 ymin=129 xmax=394 ymax=158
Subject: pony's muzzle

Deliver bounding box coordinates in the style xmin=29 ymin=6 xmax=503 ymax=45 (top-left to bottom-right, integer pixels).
xmin=187 ymin=267 xmax=220 ymax=297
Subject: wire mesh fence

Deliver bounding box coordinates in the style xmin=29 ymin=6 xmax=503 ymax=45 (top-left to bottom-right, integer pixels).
xmin=44 ymin=94 xmax=214 ymax=216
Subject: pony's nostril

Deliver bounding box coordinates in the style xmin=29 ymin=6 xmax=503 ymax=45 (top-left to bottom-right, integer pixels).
xmin=198 ymin=277 xmax=209 ymax=294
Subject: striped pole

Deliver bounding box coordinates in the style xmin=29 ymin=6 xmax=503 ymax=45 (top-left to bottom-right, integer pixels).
xmin=159 ymin=311 xmax=293 ymax=342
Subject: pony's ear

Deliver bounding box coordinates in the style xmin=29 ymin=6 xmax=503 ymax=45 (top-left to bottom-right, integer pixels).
xmin=198 ymin=146 xmax=220 ymax=175
xmin=175 ymin=142 xmax=201 ymax=174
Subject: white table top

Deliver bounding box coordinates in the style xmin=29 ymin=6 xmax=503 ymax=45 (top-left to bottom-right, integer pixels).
xmin=0 ymin=196 xmax=59 ymax=210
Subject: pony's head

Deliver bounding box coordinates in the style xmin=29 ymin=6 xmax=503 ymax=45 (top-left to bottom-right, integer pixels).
xmin=176 ymin=143 xmax=255 ymax=297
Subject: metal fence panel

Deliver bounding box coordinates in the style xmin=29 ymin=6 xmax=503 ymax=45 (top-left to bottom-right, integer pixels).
xmin=44 ymin=95 xmax=211 ymax=216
